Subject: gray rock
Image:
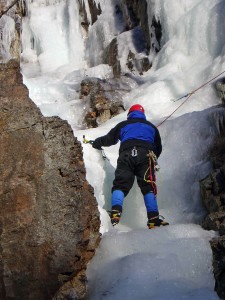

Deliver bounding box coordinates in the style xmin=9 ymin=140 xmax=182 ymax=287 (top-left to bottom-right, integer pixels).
xmin=80 ymin=77 xmax=127 ymax=128
xmin=215 ymin=78 xmax=225 ymax=106
xmin=200 ymin=109 xmax=225 ymax=299
xmin=0 ymin=60 xmax=100 ymax=300
xmin=210 ymin=236 xmax=225 ymax=299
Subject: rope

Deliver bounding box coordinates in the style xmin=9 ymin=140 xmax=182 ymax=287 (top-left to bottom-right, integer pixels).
xmin=157 ymin=93 xmax=192 ymax=127
xmin=0 ymin=0 xmax=19 ymax=19
xmin=157 ymin=69 xmax=225 ymax=127
xmin=144 ymin=151 xmax=158 ymax=195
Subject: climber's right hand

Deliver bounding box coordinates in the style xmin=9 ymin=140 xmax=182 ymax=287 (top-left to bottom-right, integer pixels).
xmin=91 ymin=139 xmax=102 ymax=150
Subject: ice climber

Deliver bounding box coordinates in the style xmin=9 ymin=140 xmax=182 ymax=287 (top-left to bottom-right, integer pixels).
xmin=92 ymin=104 xmax=169 ymax=229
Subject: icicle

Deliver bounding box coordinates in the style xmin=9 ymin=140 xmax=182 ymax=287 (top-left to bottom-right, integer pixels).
xmin=82 ymin=0 xmax=92 ymax=26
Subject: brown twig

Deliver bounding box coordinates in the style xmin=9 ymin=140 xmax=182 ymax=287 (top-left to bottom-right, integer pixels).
xmin=0 ymin=0 xmax=19 ymax=19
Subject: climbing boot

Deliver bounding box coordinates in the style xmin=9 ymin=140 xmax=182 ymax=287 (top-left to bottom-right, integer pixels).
xmin=147 ymin=212 xmax=169 ymax=229
xmin=110 ymin=210 xmax=122 ymax=226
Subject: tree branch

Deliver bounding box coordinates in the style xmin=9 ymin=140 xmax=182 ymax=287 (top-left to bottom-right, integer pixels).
xmin=0 ymin=0 xmax=19 ymax=19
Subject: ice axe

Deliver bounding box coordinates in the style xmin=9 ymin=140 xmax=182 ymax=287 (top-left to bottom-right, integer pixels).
xmin=83 ymin=135 xmax=109 ymax=161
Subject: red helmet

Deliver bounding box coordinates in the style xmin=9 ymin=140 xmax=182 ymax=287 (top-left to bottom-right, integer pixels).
xmin=128 ymin=104 xmax=145 ymax=115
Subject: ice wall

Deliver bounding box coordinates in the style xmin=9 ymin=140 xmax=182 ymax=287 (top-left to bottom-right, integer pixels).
xmin=21 ymin=0 xmax=86 ymax=73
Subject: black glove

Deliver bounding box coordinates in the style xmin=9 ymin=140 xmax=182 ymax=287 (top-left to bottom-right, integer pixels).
xmin=92 ymin=138 xmax=102 ymax=150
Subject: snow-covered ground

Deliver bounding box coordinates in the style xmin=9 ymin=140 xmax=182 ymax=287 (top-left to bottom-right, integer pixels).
xmin=3 ymin=0 xmax=225 ymax=298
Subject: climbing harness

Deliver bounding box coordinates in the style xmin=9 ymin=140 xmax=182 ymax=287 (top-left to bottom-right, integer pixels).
xmin=158 ymin=69 xmax=225 ymax=128
xmin=83 ymin=135 xmax=109 ymax=161
xmin=144 ymin=151 xmax=159 ymax=195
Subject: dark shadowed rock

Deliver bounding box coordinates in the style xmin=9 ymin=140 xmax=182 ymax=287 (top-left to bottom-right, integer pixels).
xmin=102 ymin=28 xmax=152 ymax=77
xmin=78 ymin=0 xmax=102 ymax=34
xmin=78 ymin=0 xmax=89 ymax=33
xmin=0 ymin=60 xmax=100 ymax=300
xmin=200 ymin=109 xmax=225 ymax=299
xmin=120 ymin=0 xmax=150 ymax=51
xmin=119 ymin=0 xmax=162 ymax=54
xmin=103 ymin=38 xmax=121 ymax=78
xmin=210 ymin=237 xmax=225 ymax=299
xmin=87 ymin=0 xmax=102 ymax=25
xmin=82 ymin=0 xmax=157 ymax=77
xmin=215 ymin=77 xmax=225 ymax=106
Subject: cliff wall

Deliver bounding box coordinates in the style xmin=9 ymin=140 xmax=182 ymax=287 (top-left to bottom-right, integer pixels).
xmin=200 ymin=109 xmax=225 ymax=299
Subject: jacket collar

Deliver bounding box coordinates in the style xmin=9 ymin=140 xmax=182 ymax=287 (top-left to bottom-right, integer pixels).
xmin=127 ymin=111 xmax=146 ymax=120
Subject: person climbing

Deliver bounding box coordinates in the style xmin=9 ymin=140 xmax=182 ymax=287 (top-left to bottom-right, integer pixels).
xmin=91 ymin=104 xmax=169 ymax=229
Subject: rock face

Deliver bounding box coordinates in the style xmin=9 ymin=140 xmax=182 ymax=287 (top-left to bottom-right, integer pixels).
xmin=0 ymin=60 xmax=100 ymax=299
xmin=210 ymin=236 xmax=225 ymax=299
xmin=200 ymin=109 xmax=225 ymax=299
xmin=0 ymin=1 xmax=22 ymax=61
xmin=80 ymin=77 xmax=128 ymax=128
xmin=79 ymin=0 xmax=102 ymax=34
xmin=101 ymin=0 xmax=154 ymax=77
xmin=215 ymin=77 xmax=225 ymax=106
xmin=82 ymin=0 xmax=161 ymax=77
xmin=120 ymin=0 xmax=151 ymax=52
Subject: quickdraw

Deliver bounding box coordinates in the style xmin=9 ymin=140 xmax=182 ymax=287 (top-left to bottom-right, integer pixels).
xmin=144 ymin=151 xmax=159 ymax=195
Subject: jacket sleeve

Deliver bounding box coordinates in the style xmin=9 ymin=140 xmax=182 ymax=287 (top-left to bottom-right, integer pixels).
xmin=154 ymin=128 xmax=162 ymax=158
xmin=92 ymin=123 xmax=121 ymax=149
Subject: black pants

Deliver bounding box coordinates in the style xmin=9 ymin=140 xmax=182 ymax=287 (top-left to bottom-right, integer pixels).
xmin=112 ymin=147 xmax=155 ymax=196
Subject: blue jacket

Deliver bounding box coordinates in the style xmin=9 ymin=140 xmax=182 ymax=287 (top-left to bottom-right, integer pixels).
xmin=93 ymin=111 xmax=162 ymax=157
